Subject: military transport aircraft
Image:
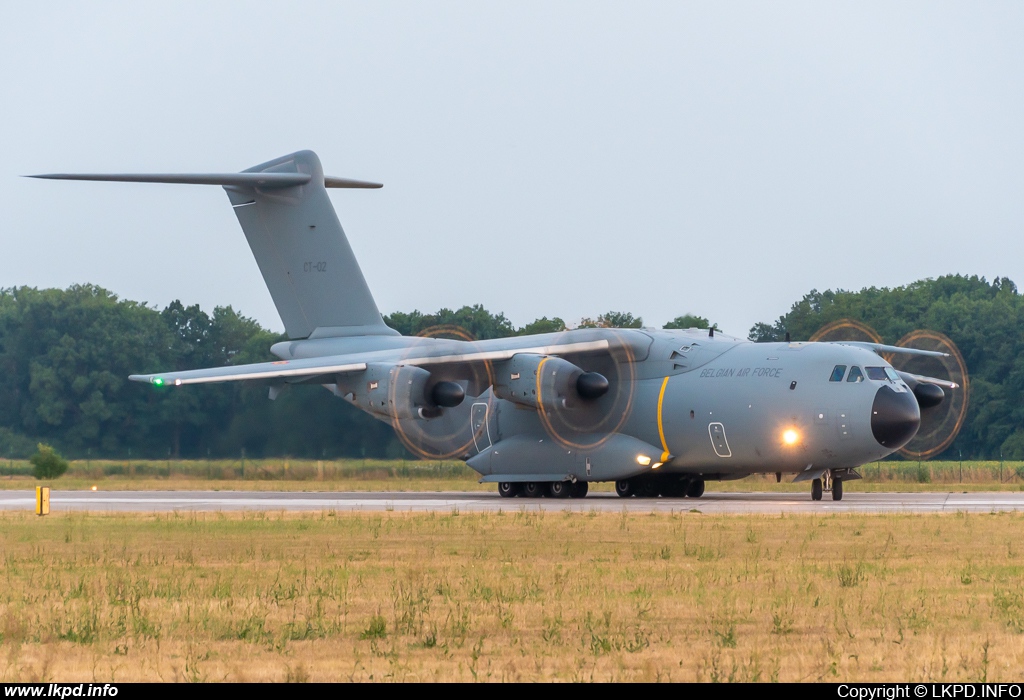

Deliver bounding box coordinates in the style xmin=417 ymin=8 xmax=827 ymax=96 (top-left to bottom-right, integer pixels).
xmin=32 ymin=150 xmax=960 ymax=501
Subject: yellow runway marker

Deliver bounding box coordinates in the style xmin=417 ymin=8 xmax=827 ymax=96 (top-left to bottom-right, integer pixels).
xmin=35 ymin=485 xmax=49 ymax=516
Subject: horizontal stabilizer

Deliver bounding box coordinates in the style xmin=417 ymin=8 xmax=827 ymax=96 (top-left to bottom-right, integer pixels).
xmin=28 ymin=172 xmax=383 ymax=189
xmin=324 ymin=177 xmax=383 ymax=189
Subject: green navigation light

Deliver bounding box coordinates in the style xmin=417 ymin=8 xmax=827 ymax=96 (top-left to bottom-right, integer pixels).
xmin=153 ymin=378 xmax=164 ymax=386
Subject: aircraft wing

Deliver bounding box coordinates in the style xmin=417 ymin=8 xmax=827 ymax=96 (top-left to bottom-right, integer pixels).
xmin=826 ymin=341 xmax=948 ymax=358
xmin=129 ymin=357 xmax=369 ymax=386
xmin=129 ymin=339 xmax=611 ymax=387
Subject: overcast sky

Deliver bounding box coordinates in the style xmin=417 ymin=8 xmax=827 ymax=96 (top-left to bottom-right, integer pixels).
xmin=2 ymin=2 xmax=1022 ymax=338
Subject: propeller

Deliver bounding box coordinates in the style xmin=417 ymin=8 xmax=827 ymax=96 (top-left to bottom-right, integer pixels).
xmin=889 ymin=330 xmax=970 ymax=460
xmin=535 ymin=328 xmax=639 ymax=451
xmin=810 ymin=320 xmax=969 ymax=460
xmin=389 ymin=324 xmax=496 ymax=460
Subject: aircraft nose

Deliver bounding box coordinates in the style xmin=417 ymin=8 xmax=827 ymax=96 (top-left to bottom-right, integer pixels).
xmin=871 ymin=385 xmax=921 ymax=450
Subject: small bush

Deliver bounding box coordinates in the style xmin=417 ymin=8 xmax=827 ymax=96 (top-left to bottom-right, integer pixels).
xmin=360 ymin=614 xmax=387 ymax=640
xmin=30 ymin=443 xmax=69 ymax=480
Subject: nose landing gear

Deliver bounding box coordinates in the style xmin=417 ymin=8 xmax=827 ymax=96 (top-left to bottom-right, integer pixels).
xmin=811 ymin=472 xmax=844 ymax=501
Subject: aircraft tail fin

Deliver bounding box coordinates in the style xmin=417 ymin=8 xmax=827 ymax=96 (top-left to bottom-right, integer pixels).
xmin=228 ymin=150 xmax=395 ymax=339
xmin=31 ymin=150 xmax=397 ymax=340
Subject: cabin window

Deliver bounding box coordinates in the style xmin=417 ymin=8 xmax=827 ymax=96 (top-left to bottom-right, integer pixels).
xmin=847 ymin=366 xmax=864 ymax=383
xmin=829 ymin=365 xmax=847 ymax=382
xmin=865 ymin=367 xmax=889 ymax=381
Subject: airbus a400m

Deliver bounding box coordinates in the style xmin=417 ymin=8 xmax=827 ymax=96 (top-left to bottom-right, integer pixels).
xmin=33 ymin=151 xmax=959 ymax=501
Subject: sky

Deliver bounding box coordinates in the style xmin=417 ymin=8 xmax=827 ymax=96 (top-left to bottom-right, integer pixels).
xmin=1 ymin=2 xmax=1022 ymax=338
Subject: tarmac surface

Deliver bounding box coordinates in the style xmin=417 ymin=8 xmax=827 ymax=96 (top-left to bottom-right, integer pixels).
xmin=3 ymin=490 xmax=1024 ymax=514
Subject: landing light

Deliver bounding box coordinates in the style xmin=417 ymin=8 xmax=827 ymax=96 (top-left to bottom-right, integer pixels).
xmin=782 ymin=429 xmax=800 ymax=446
xmin=651 ymin=462 xmax=663 ymax=470
xmin=636 ymin=455 xmax=652 ymax=466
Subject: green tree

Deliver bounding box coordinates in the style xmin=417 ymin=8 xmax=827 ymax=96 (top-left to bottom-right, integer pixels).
xmin=0 ymin=285 xmax=176 ymax=456
xmin=664 ymin=314 xmax=711 ymax=330
xmin=578 ymin=311 xmax=643 ymax=329
xmin=517 ymin=316 xmax=567 ymax=335
xmin=384 ymin=305 xmax=516 ymax=340
xmin=30 ymin=442 xmax=68 ymax=479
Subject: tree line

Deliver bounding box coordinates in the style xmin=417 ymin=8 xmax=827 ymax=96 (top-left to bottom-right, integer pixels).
xmin=0 ymin=275 xmax=1017 ymax=460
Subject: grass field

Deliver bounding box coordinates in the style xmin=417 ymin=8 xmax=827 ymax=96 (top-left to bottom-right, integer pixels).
xmin=1 ymin=458 xmax=1023 ymax=493
xmin=1 ymin=510 xmax=1023 ymax=681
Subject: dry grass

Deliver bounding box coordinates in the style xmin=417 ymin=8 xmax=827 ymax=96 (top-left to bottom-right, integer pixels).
xmin=1 ymin=510 xmax=1024 ymax=681
xmin=0 ymin=458 xmax=1022 ymax=492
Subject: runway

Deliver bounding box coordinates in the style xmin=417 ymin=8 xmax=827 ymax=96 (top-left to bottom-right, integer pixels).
xmin=3 ymin=490 xmax=1024 ymax=514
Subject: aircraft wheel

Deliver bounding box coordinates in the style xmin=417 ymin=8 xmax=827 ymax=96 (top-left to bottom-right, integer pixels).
xmin=660 ymin=480 xmax=686 ymax=498
xmin=636 ymin=479 xmax=659 ymax=498
xmin=614 ymin=480 xmax=633 ymax=498
xmin=568 ymin=481 xmax=589 ymax=499
xmin=832 ymin=477 xmax=843 ymax=501
xmin=811 ymin=478 xmax=823 ymax=501
xmin=685 ymin=479 xmax=705 ymax=498
xmin=548 ymin=481 xmax=570 ymax=499
xmin=523 ymin=482 xmax=544 ymax=498
xmin=497 ymin=482 xmax=521 ymax=498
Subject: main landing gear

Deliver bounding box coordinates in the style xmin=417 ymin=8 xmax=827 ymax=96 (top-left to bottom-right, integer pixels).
xmin=497 ymin=481 xmax=589 ymax=499
xmin=810 ymin=472 xmax=843 ymax=502
xmin=614 ymin=476 xmax=704 ymax=499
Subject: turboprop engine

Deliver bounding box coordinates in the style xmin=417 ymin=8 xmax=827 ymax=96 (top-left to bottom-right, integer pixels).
xmin=492 ymin=354 xmax=608 ymax=411
xmin=336 ymin=363 xmax=464 ymax=420
xmin=895 ymin=371 xmax=946 ymax=410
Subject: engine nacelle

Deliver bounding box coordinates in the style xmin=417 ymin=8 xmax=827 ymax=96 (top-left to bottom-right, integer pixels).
xmin=336 ymin=363 xmax=462 ymax=420
xmin=493 ymin=354 xmax=606 ymax=411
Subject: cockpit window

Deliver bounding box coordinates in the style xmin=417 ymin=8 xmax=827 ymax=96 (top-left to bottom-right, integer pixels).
xmin=885 ymin=367 xmax=900 ymax=381
xmin=865 ymin=367 xmax=889 ymax=381
xmin=847 ymin=366 xmax=864 ymax=383
xmin=829 ymin=365 xmax=847 ymax=382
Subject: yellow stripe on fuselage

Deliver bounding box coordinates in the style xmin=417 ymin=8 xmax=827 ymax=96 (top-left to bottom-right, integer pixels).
xmin=657 ymin=376 xmax=671 ymax=462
